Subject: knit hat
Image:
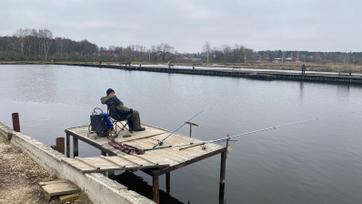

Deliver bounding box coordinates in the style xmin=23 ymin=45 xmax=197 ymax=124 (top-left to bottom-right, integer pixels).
xmin=106 ymin=88 xmax=115 ymax=96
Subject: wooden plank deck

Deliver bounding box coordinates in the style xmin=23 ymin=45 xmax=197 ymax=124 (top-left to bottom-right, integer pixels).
xmin=65 ymin=123 xmax=224 ymax=171
xmin=65 ymin=123 xmax=227 ymax=204
xmin=39 ymin=179 xmax=80 ymax=197
xmin=63 ymin=156 xmax=169 ymax=173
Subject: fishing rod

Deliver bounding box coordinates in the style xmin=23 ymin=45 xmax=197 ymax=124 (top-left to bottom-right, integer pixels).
xmin=151 ymin=110 xmax=204 ymax=149
xmin=178 ymin=118 xmax=318 ymax=151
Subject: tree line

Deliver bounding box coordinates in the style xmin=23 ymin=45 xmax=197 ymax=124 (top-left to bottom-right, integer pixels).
xmin=1 ymin=28 xmax=362 ymax=64
xmin=0 ymin=28 xmax=97 ymax=61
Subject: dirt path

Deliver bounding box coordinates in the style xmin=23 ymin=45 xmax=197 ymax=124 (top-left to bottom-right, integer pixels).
xmin=0 ymin=135 xmax=53 ymax=203
xmin=0 ymin=136 xmax=91 ymax=204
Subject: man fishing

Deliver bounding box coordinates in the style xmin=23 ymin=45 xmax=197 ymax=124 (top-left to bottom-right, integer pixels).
xmin=101 ymin=88 xmax=145 ymax=132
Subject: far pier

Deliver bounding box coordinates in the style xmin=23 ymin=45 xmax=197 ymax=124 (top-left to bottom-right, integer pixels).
xmin=58 ymin=62 xmax=362 ymax=86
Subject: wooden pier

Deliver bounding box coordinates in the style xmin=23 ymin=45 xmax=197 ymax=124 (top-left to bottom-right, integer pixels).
xmin=59 ymin=62 xmax=362 ymax=86
xmin=65 ymin=123 xmax=227 ymax=204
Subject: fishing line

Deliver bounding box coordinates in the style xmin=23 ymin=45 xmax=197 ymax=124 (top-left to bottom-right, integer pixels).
xmin=152 ymin=109 xmax=205 ymax=149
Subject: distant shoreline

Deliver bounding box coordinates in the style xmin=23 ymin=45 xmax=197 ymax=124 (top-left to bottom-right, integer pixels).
xmin=1 ymin=60 xmax=362 ymax=74
xmin=2 ymin=61 xmax=360 ymax=86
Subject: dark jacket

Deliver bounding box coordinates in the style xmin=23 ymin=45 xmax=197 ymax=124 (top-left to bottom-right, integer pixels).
xmin=100 ymin=95 xmax=131 ymax=120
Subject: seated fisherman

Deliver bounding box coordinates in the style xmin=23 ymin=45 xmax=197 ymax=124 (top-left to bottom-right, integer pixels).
xmin=101 ymin=88 xmax=145 ymax=132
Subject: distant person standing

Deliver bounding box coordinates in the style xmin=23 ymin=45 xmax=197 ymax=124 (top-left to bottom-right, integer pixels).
xmin=301 ymin=64 xmax=306 ymax=75
xmin=168 ymin=60 xmax=174 ymax=69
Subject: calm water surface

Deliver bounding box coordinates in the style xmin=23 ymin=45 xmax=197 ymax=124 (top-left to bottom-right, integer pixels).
xmin=1 ymin=65 xmax=362 ymax=204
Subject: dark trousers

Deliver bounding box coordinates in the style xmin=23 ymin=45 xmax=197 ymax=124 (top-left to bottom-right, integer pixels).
xmin=127 ymin=110 xmax=143 ymax=131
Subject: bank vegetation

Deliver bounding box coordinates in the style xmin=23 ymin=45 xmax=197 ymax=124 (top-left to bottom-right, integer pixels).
xmin=1 ymin=28 xmax=362 ymax=73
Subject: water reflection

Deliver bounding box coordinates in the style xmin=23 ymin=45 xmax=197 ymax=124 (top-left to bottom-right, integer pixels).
xmin=337 ymin=84 xmax=350 ymax=100
xmin=113 ymin=171 xmax=184 ymax=204
xmin=11 ymin=65 xmax=57 ymax=103
xmin=299 ymin=82 xmax=304 ymax=104
xmin=114 ymin=171 xmax=227 ymax=204
xmin=2 ymin=65 xmax=362 ymax=204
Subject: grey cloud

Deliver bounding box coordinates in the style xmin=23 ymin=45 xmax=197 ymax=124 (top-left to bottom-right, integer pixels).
xmin=1 ymin=0 xmax=361 ymax=52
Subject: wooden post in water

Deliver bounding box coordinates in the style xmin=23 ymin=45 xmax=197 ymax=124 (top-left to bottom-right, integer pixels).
xmin=166 ymin=172 xmax=171 ymax=193
xmin=73 ymin=137 xmax=79 ymax=157
xmin=153 ymin=174 xmax=160 ymax=204
xmin=219 ymin=138 xmax=229 ymax=203
xmin=11 ymin=113 xmax=20 ymax=132
xmin=66 ymin=133 xmax=70 ymax=158
xmin=55 ymin=137 xmax=65 ymax=154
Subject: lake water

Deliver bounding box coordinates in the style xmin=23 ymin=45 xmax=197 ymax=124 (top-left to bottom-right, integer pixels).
xmin=1 ymin=64 xmax=362 ymax=204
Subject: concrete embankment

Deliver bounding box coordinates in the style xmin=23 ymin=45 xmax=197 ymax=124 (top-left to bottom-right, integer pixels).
xmin=0 ymin=122 xmax=155 ymax=204
xmin=58 ymin=63 xmax=362 ymax=86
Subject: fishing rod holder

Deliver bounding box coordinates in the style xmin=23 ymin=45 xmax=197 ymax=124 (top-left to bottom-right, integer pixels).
xmin=185 ymin=121 xmax=199 ymax=137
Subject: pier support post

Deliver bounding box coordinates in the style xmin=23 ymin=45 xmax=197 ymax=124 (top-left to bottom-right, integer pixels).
xmin=152 ymin=174 xmax=160 ymax=204
xmin=219 ymin=150 xmax=227 ymax=203
xmin=73 ymin=137 xmax=79 ymax=157
xmin=166 ymin=172 xmax=171 ymax=193
xmin=219 ymin=139 xmax=229 ymax=203
xmin=56 ymin=137 xmax=65 ymax=154
xmin=11 ymin=113 xmax=20 ymax=132
xmin=66 ymin=133 xmax=70 ymax=158
xmin=51 ymin=137 xmax=65 ymax=154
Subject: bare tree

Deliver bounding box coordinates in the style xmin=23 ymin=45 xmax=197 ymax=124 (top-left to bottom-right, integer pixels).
xmin=234 ymin=44 xmax=245 ymax=63
xmin=13 ymin=29 xmax=27 ymax=57
xmin=203 ymin=41 xmax=211 ymax=64
xmin=156 ymin=43 xmax=174 ymax=62
xmin=38 ymin=29 xmax=53 ymax=60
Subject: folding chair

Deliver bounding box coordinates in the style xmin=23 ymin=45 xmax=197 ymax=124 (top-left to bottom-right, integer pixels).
xmin=107 ymin=108 xmax=133 ymax=136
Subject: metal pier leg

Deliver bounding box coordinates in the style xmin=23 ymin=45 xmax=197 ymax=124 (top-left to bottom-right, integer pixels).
xmin=219 ymin=149 xmax=227 ymax=203
xmin=66 ymin=133 xmax=70 ymax=158
xmin=73 ymin=137 xmax=79 ymax=157
xmin=166 ymin=172 xmax=171 ymax=193
xmin=101 ymin=151 xmax=109 ymax=177
xmin=189 ymin=125 xmax=192 ymax=137
xmin=153 ymin=174 xmax=160 ymax=204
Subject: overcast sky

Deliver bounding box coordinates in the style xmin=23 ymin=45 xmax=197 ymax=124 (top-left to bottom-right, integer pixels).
xmin=1 ymin=0 xmax=361 ymax=52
